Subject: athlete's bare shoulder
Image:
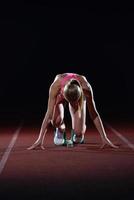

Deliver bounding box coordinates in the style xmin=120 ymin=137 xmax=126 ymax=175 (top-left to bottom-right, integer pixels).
xmin=49 ymin=74 xmax=62 ymax=96
xmin=77 ymin=75 xmax=92 ymax=90
xmin=78 ymin=75 xmax=90 ymax=85
xmin=53 ymin=74 xmax=61 ymax=81
xmin=77 ymin=74 xmax=87 ymax=80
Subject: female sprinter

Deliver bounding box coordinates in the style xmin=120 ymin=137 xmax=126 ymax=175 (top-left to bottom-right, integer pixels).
xmin=28 ymin=73 xmax=118 ymax=150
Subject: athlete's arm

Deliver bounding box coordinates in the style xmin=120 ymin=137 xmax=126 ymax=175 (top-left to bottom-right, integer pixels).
xmin=79 ymin=76 xmax=118 ymax=148
xmin=28 ymin=76 xmax=60 ymax=150
xmin=38 ymin=83 xmax=58 ymax=138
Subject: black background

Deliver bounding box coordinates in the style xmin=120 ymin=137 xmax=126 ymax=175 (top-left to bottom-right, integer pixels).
xmin=0 ymin=1 xmax=134 ymax=124
xmin=0 ymin=2 xmax=134 ymax=200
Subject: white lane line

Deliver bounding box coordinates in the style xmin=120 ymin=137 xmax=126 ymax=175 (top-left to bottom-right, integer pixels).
xmin=0 ymin=125 xmax=22 ymax=175
xmin=105 ymin=122 xmax=134 ymax=150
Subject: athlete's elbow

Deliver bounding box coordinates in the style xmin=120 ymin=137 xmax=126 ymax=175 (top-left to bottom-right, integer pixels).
xmin=90 ymin=111 xmax=99 ymax=121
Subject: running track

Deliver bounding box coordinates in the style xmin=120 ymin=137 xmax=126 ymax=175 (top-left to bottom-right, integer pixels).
xmin=0 ymin=122 xmax=134 ymax=200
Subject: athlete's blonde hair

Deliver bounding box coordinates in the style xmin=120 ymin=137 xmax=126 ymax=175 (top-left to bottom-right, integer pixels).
xmin=63 ymin=79 xmax=84 ymax=114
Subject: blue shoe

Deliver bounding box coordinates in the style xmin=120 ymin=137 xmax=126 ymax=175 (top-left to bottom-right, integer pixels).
xmin=71 ymin=129 xmax=84 ymax=144
xmin=54 ymin=128 xmax=66 ymax=146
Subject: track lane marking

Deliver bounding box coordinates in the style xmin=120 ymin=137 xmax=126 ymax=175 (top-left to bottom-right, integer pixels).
xmin=0 ymin=125 xmax=22 ymax=175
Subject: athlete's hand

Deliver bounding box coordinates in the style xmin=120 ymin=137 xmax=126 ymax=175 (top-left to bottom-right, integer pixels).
xmin=100 ymin=137 xmax=118 ymax=149
xmin=27 ymin=141 xmax=45 ymax=150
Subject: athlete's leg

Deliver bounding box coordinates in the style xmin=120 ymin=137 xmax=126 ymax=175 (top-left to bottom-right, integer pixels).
xmin=51 ymin=103 xmax=66 ymax=145
xmin=69 ymin=99 xmax=86 ymax=143
xmin=51 ymin=103 xmax=65 ymax=131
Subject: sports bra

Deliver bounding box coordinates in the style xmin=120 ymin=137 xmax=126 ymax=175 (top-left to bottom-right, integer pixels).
xmin=60 ymin=73 xmax=80 ymax=92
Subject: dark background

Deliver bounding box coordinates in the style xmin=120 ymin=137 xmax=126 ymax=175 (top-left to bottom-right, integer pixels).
xmin=0 ymin=3 xmax=134 ymax=200
xmin=0 ymin=1 xmax=134 ymax=124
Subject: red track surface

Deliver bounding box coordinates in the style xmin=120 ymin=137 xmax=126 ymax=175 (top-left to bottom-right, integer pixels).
xmin=0 ymin=123 xmax=134 ymax=200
